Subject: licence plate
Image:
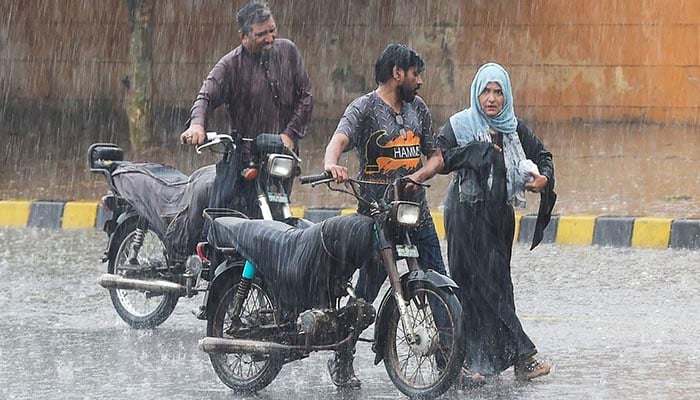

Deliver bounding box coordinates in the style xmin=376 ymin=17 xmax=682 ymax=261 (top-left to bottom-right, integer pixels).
xmin=267 ymin=192 xmax=289 ymax=203
xmin=396 ymin=244 xmax=419 ymax=258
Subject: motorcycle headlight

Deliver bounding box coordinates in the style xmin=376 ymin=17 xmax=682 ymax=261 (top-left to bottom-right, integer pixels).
xmin=267 ymin=154 xmax=295 ymax=178
xmin=392 ymin=201 xmax=421 ymax=226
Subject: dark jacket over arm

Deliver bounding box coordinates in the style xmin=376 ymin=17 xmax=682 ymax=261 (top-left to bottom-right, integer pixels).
xmin=437 ymin=119 xmax=556 ymax=249
xmin=437 ymin=122 xmax=495 ymax=174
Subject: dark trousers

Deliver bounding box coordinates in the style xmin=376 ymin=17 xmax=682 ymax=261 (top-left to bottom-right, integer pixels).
xmin=355 ymin=221 xmax=446 ymax=303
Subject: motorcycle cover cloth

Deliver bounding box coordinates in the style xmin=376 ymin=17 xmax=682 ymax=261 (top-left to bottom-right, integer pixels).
xmin=112 ymin=163 xmax=216 ymax=262
xmin=212 ymin=214 xmax=378 ymax=313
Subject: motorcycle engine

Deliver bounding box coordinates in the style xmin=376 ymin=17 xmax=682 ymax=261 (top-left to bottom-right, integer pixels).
xmin=296 ymin=309 xmax=336 ymax=345
xmin=295 ymin=299 xmax=376 ymax=346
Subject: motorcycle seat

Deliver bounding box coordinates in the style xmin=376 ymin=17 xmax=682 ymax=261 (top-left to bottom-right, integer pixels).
xmin=210 ymin=214 xmax=377 ymax=310
xmin=113 ymin=163 xmax=190 ymax=185
xmin=211 ymin=217 xmax=320 ymax=251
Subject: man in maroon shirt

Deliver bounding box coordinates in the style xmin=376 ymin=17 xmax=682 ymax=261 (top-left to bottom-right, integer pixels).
xmin=180 ymin=1 xmax=313 ymax=212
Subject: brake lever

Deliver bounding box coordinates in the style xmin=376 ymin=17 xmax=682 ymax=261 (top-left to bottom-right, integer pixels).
xmin=310 ymin=178 xmax=335 ymax=187
xmin=401 ymin=177 xmax=431 ymax=188
xmin=195 ymin=133 xmax=235 ymax=154
xmin=286 ymin=147 xmax=302 ymax=163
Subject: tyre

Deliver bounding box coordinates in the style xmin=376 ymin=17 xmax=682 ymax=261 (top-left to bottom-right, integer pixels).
xmin=107 ymin=220 xmax=179 ymax=329
xmin=382 ymin=283 xmax=465 ymax=399
xmin=207 ymin=278 xmax=284 ymax=393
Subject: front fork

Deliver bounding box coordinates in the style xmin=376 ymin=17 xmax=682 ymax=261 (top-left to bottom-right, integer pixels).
xmin=375 ymin=221 xmax=418 ymax=345
xmin=256 ymin=180 xmax=292 ymax=221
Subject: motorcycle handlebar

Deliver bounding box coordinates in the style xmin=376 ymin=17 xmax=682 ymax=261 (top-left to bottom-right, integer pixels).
xmin=299 ymin=171 xmax=332 ymax=185
xmin=399 ymin=176 xmax=431 ymax=189
xmin=195 ymin=132 xmax=235 ymax=154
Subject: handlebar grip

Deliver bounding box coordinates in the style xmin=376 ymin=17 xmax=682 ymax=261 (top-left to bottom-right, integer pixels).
xmin=299 ymin=171 xmax=331 ymax=184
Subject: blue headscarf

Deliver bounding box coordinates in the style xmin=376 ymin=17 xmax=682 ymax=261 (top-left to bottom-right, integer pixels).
xmin=448 ymin=62 xmax=527 ymax=206
xmin=450 ymin=62 xmax=517 ymax=140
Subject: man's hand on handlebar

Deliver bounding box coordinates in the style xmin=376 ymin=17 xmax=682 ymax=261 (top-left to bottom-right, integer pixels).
xmin=402 ymin=173 xmax=425 ymax=193
xmin=324 ymin=164 xmax=349 ymax=183
xmin=280 ymin=132 xmax=295 ymax=151
xmin=181 ymin=124 xmax=206 ymax=146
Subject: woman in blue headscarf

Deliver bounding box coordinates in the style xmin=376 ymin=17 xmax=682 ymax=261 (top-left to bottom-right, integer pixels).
xmin=437 ymin=63 xmax=556 ymax=382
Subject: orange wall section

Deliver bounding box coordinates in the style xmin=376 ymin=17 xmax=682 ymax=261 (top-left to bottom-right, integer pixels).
xmin=1 ymin=0 xmax=699 ymax=125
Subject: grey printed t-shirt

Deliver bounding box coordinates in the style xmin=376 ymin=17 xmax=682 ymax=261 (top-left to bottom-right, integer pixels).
xmin=335 ymin=91 xmax=437 ymax=224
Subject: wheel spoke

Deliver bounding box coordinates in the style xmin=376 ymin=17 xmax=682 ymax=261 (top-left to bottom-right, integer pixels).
xmin=110 ymin=228 xmax=174 ymax=325
xmin=387 ymin=285 xmax=462 ymax=396
xmin=210 ymin=282 xmax=281 ymax=391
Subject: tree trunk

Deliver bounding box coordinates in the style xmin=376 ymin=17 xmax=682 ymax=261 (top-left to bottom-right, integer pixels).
xmin=125 ymin=0 xmax=155 ymax=150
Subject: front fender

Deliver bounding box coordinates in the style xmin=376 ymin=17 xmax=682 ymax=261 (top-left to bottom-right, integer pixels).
xmin=371 ymin=269 xmax=459 ymax=365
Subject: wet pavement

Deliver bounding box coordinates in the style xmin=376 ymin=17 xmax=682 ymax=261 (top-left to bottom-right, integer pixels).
xmin=1 ymin=228 xmax=698 ymax=399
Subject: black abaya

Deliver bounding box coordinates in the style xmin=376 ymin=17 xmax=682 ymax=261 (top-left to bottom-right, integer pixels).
xmin=438 ymin=119 xmax=555 ymax=375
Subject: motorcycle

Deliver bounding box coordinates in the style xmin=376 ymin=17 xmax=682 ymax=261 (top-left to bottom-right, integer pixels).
xmin=88 ymin=132 xmax=306 ymax=328
xmin=194 ymin=173 xmax=466 ymax=399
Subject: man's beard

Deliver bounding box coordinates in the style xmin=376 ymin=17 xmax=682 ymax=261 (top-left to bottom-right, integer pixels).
xmin=259 ymin=46 xmax=272 ymax=61
xmin=399 ymin=84 xmax=416 ymax=102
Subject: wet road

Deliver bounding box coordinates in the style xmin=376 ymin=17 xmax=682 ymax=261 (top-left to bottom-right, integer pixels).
xmin=1 ymin=228 xmax=698 ymax=400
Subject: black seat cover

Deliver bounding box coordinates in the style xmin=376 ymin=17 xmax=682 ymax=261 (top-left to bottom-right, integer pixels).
xmin=111 ymin=163 xmax=216 ymax=261
xmin=212 ymin=214 xmax=377 ymax=311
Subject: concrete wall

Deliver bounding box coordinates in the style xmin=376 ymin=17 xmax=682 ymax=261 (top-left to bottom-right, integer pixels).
xmin=3 ymin=0 xmax=699 ymax=127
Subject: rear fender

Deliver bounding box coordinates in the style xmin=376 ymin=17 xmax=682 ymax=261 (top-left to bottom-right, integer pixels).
xmin=371 ymin=269 xmax=459 ymax=365
xmin=103 ymin=212 xmax=140 ymax=263
xmin=203 ymin=259 xmax=246 ymax=320
xmin=115 ymin=208 xmax=140 ymax=227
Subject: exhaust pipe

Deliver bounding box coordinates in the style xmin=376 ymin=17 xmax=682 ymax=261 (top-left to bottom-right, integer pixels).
xmin=98 ymin=273 xmax=184 ymax=295
xmin=199 ymin=333 xmax=355 ymax=354
xmin=199 ymin=337 xmax=295 ymax=354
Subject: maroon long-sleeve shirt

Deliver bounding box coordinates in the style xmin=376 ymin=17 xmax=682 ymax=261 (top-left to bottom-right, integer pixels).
xmin=189 ymin=38 xmax=313 ymax=159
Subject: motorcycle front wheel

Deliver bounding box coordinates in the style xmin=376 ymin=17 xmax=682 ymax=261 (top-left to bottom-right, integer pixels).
xmin=383 ymin=283 xmax=465 ymax=399
xmin=207 ymin=278 xmax=284 ymax=393
xmin=107 ymin=221 xmax=178 ymax=329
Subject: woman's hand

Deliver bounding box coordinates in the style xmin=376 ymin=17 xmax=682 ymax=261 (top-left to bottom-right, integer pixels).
xmin=525 ymin=173 xmax=548 ymax=193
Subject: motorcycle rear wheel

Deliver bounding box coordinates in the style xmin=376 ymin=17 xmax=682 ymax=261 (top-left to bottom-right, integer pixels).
xmin=107 ymin=222 xmax=178 ymax=329
xmin=383 ymin=283 xmax=465 ymax=399
xmin=207 ymin=278 xmax=284 ymax=393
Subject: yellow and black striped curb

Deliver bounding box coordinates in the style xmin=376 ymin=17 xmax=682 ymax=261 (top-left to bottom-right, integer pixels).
xmin=1 ymin=200 xmax=699 ymax=249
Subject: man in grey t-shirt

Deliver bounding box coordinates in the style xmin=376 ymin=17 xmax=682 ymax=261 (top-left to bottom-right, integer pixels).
xmin=323 ymin=43 xmax=445 ymax=389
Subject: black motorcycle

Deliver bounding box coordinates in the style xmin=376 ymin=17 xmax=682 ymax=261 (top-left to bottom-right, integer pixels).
xmin=194 ymin=173 xmax=466 ymax=399
xmin=88 ymin=132 xmax=306 ymax=328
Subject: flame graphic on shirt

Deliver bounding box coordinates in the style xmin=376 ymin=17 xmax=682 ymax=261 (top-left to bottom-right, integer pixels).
xmin=364 ymin=129 xmax=422 ymax=174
